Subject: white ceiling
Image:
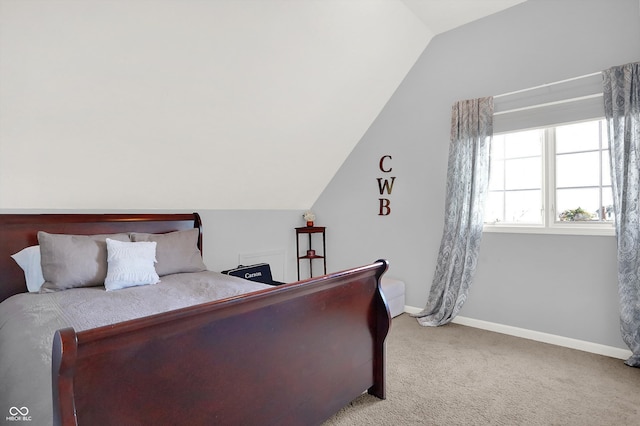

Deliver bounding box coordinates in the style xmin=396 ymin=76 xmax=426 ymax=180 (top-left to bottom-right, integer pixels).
xmin=0 ymin=0 xmax=527 ymax=210
xmin=401 ymin=0 xmax=526 ymax=34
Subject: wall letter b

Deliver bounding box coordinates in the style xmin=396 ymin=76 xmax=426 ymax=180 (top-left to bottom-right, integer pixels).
xmin=378 ymin=198 xmax=391 ymax=216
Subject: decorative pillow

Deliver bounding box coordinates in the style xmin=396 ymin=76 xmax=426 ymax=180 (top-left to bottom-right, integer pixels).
xmin=104 ymin=238 xmax=160 ymax=291
xmin=130 ymin=228 xmax=206 ymax=276
xmin=38 ymin=232 xmax=130 ymax=292
xmin=11 ymin=245 xmax=45 ymax=292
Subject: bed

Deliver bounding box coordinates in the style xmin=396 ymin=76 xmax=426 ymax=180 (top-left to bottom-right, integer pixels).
xmin=0 ymin=213 xmax=390 ymax=425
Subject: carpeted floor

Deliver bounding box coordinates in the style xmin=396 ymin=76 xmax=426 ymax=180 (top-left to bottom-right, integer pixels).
xmin=324 ymin=314 xmax=640 ymax=425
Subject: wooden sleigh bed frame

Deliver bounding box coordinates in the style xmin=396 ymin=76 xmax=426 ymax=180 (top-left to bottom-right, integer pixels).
xmin=0 ymin=213 xmax=391 ymax=425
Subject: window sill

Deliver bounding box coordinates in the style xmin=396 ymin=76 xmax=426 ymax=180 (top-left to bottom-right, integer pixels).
xmin=483 ymin=224 xmax=615 ymax=237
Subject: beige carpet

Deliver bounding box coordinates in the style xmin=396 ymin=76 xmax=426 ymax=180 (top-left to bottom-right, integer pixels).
xmin=324 ymin=314 xmax=640 ymax=425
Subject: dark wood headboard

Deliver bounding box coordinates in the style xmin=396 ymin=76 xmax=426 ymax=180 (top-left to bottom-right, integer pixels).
xmin=0 ymin=213 xmax=202 ymax=303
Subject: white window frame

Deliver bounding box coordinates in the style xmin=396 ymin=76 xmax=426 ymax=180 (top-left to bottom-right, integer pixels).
xmin=483 ymin=119 xmax=615 ymax=237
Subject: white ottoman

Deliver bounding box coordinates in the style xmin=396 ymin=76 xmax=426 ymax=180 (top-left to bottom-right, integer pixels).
xmin=380 ymin=277 xmax=405 ymax=318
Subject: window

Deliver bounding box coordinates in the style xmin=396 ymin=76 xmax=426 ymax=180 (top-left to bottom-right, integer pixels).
xmin=484 ymin=118 xmax=614 ymax=235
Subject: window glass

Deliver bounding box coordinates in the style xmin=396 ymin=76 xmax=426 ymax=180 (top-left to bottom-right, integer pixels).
xmin=485 ymin=192 xmax=504 ymax=223
xmin=556 ymin=121 xmax=600 ymax=153
xmin=487 ymin=129 xmax=542 ymax=225
xmin=491 ymin=135 xmax=505 ymax=160
xmin=556 ymin=152 xmax=600 ymax=188
xmin=505 ymin=157 xmax=542 ymax=190
xmin=601 ymin=189 xmax=614 ymax=221
xmin=556 ymin=188 xmax=599 ymax=221
xmin=554 ymin=119 xmax=611 ymax=224
xmin=505 ymin=190 xmax=542 ymax=224
xmin=602 ymin=151 xmax=611 ymax=186
xmin=504 ymin=129 xmax=542 ymax=158
xmin=488 ymin=159 xmax=504 ymax=190
xmin=485 ymin=118 xmax=614 ymax=233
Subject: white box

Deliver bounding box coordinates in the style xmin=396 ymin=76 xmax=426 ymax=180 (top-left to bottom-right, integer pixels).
xmin=380 ymin=277 xmax=405 ymax=318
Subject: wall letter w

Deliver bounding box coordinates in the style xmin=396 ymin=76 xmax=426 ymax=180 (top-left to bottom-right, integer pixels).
xmin=376 ymin=177 xmax=396 ymax=195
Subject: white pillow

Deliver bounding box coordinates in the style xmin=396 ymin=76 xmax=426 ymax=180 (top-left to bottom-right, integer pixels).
xmin=11 ymin=245 xmax=45 ymax=292
xmin=104 ymin=238 xmax=160 ymax=291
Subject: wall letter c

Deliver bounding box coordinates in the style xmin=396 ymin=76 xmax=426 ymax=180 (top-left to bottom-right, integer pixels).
xmin=379 ymin=155 xmax=392 ymax=173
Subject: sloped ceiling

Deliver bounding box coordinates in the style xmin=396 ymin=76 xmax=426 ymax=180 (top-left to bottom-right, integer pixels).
xmin=0 ymin=0 xmax=524 ymax=210
xmin=401 ymin=0 xmax=526 ymax=34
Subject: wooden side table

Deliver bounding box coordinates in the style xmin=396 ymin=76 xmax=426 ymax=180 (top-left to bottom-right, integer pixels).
xmin=295 ymin=226 xmax=326 ymax=280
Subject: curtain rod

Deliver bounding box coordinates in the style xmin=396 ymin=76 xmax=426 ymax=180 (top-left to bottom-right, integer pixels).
xmin=494 ymin=71 xmax=602 ymax=99
xmin=493 ymin=93 xmax=603 ymax=116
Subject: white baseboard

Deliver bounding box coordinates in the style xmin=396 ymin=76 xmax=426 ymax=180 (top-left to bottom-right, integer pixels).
xmin=403 ymin=305 xmax=632 ymax=360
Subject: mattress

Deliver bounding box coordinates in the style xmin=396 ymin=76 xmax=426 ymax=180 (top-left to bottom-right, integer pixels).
xmin=0 ymin=271 xmax=271 ymax=425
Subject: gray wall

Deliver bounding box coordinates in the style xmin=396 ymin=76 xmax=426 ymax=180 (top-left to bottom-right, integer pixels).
xmin=313 ymin=0 xmax=640 ymax=350
xmin=199 ymin=210 xmax=303 ymax=282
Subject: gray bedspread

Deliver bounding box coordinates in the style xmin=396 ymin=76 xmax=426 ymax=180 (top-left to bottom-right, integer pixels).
xmin=0 ymin=271 xmax=271 ymax=425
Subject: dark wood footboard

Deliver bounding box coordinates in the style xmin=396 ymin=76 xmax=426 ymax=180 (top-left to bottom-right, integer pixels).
xmin=52 ymin=260 xmax=390 ymax=426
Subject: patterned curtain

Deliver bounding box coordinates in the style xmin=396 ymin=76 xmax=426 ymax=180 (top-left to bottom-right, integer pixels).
xmin=603 ymin=62 xmax=640 ymax=367
xmin=413 ymin=97 xmax=493 ymax=326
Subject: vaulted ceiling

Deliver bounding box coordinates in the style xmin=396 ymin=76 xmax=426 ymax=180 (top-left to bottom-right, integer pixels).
xmin=401 ymin=0 xmax=526 ymax=34
xmin=0 ymin=0 xmax=525 ymax=210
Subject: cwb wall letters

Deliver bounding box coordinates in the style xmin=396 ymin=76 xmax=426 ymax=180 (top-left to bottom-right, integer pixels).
xmin=377 ymin=155 xmax=395 ymax=216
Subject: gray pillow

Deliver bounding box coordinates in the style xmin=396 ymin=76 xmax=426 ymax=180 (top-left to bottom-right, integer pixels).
xmin=130 ymin=228 xmax=206 ymax=276
xmin=38 ymin=232 xmax=130 ymax=292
